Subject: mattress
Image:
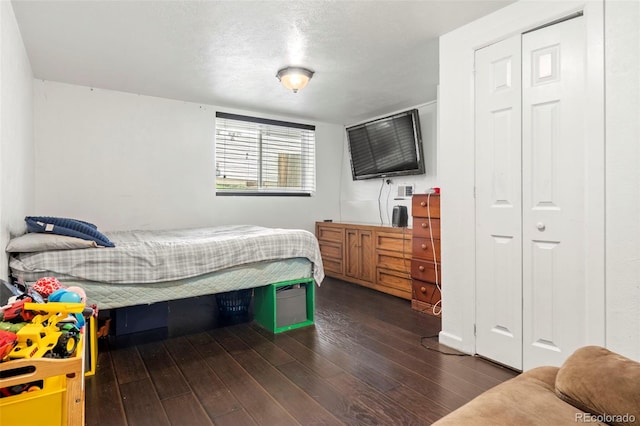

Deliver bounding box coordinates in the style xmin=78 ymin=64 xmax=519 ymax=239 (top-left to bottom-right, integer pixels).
xmin=9 ymin=225 xmax=324 ymax=284
xmin=64 ymin=257 xmax=313 ymax=309
xmin=8 ymin=225 xmax=324 ymax=309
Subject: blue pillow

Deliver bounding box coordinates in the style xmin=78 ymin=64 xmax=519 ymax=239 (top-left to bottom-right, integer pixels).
xmin=25 ymin=216 xmax=115 ymax=247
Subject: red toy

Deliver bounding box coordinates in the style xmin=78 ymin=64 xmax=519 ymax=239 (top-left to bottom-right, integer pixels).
xmin=0 ymin=329 xmax=17 ymax=361
xmin=2 ymin=297 xmax=35 ymax=322
xmin=32 ymin=277 xmax=63 ymax=298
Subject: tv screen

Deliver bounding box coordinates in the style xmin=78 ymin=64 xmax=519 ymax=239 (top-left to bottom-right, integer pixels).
xmin=346 ymin=109 xmax=424 ymax=180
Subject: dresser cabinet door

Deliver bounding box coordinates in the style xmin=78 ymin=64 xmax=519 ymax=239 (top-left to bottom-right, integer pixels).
xmin=346 ymin=229 xmax=374 ymax=283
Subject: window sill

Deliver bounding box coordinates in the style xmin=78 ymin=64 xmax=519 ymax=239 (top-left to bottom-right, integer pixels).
xmin=216 ymin=191 xmax=312 ymax=197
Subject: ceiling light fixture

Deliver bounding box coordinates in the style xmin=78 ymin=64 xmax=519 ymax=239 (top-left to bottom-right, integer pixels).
xmin=276 ymin=66 xmax=314 ymax=93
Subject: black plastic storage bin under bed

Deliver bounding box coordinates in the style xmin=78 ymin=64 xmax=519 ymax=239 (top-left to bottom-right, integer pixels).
xmin=215 ymin=288 xmax=253 ymax=325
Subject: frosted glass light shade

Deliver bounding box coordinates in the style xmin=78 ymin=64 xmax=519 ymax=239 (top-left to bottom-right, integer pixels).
xmin=276 ymin=67 xmax=314 ymax=93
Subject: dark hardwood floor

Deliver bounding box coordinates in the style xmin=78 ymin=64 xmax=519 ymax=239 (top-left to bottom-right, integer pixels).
xmin=85 ymin=278 xmax=517 ymax=425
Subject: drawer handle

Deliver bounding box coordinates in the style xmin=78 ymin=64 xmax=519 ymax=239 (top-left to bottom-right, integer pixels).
xmin=421 ymin=223 xmax=427 ymax=228
xmin=420 ymin=201 xmax=426 ymax=207
xmin=419 ymin=265 xmax=425 ymax=272
xmin=420 ymin=286 xmax=427 ymax=294
xmin=421 ymin=244 xmax=427 ymax=250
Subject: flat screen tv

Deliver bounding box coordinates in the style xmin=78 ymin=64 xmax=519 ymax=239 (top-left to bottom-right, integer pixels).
xmin=346 ymin=109 xmax=424 ymax=180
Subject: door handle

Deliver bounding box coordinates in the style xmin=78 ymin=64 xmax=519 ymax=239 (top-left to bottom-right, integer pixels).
xmin=536 ymin=222 xmax=546 ymax=231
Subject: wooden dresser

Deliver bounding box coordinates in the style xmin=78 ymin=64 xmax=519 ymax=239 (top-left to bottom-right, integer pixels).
xmin=411 ymin=194 xmax=442 ymax=316
xmin=315 ymin=222 xmax=412 ymax=299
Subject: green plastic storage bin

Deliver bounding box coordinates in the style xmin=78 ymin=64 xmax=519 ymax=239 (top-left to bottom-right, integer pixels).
xmin=254 ymin=278 xmax=315 ymax=333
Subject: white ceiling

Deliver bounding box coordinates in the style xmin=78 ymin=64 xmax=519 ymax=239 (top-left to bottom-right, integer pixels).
xmin=11 ymin=0 xmax=514 ymax=125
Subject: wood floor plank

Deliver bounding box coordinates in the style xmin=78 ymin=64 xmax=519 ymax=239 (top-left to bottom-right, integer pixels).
xmin=277 ymin=360 xmax=386 ymax=425
xmin=137 ymin=340 xmax=191 ymax=400
xmin=212 ymin=409 xmax=258 ymax=426
xmin=289 ymin=327 xmax=401 ymax=393
xmin=385 ymin=383 xmax=453 ymax=424
xmin=187 ymin=332 xmax=299 ymax=426
xmin=249 ymin=323 xmax=343 ymax=379
xmin=314 ymin=307 xmax=489 ymax=399
xmin=325 ymin=371 xmax=427 ymax=425
xmin=230 ymin=324 xmax=296 ymax=367
xmin=110 ymin=344 xmax=149 ymax=385
xmin=208 ymin=325 xmax=250 ymax=354
xmin=295 ymin=299 xmax=460 ymax=420
xmin=317 ymin=278 xmax=436 ymax=335
xmin=269 ymin=324 xmax=451 ymax=423
xmin=163 ymin=336 xmax=243 ymax=419
xmin=306 ymin=316 xmax=472 ymax=410
xmin=161 ymin=393 xmax=214 ymax=426
xmin=319 ymin=278 xmax=517 ymax=385
xmin=321 ymin=279 xmax=517 ymax=389
xmin=402 ymin=338 xmax=514 ymax=390
xmin=210 ymin=327 xmax=342 ymax=426
xmin=319 ymin=278 xmax=519 ymax=383
xmin=84 ymin=351 xmax=127 ymax=426
xmin=119 ymin=377 xmax=171 ymax=426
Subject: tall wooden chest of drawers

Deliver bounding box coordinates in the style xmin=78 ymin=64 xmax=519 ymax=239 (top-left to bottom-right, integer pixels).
xmin=411 ymin=194 xmax=441 ymax=316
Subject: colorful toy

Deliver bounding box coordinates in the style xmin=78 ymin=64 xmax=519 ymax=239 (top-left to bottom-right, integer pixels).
xmin=47 ymin=288 xmax=68 ymax=302
xmin=47 ymin=289 xmax=87 ymax=327
xmin=65 ymin=286 xmax=87 ymax=303
xmin=0 ymin=322 xmax=25 ymax=334
xmin=0 ymin=330 xmax=17 ymax=361
xmin=8 ymin=302 xmax=84 ymax=360
xmin=31 ymin=277 xmax=63 ymax=298
xmin=1 ymin=297 xmax=35 ymax=322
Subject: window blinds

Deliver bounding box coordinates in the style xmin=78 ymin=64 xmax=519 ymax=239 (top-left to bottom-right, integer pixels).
xmin=215 ymin=112 xmax=316 ymax=195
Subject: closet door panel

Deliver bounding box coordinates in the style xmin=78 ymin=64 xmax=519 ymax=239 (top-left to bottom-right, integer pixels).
xmin=522 ymin=16 xmax=590 ymax=370
xmin=474 ymin=34 xmax=523 ymax=370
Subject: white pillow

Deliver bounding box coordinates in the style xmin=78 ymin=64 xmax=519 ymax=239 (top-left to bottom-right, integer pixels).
xmin=6 ymin=233 xmax=99 ymax=253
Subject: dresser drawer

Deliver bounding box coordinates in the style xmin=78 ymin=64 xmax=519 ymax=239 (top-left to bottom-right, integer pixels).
xmin=376 ymin=268 xmax=412 ymax=294
xmin=412 ymin=279 xmax=441 ymax=305
xmin=412 ymin=194 xmax=440 ymax=218
xmin=375 ymin=230 xmax=411 ymax=253
xmin=376 ymin=250 xmax=411 ymax=273
xmin=412 ymin=218 xmax=440 ymax=239
xmin=319 ymin=241 xmax=342 ymax=260
xmin=411 ymin=237 xmax=440 ymax=262
xmin=316 ymin=224 xmax=344 ymax=242
xmin=411 ymin=259 xmax=441 ymax=283
xmin=323 ymin=258 xmax=343 ymax=275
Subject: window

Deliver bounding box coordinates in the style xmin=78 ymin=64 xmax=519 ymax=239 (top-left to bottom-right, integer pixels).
xmin=215 ymin=112 xmax=316 ymax=196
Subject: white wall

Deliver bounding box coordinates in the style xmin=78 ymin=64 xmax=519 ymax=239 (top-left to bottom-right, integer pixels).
xmin=440 ymin=0 xmax=640 ymax=362
xmin=339 ymin=101 xmax=439 ymax=226
xmin=605 ymin=0 xmax=640 ymax=359
xmin=33 ymin=81 xmax=343 ymax=234
xmin=0 ymin=2 xmax=34 ymax=280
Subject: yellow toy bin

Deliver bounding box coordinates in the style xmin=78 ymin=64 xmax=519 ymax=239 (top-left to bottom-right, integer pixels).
xmin=0 ymin=341 xmax=84 ymax=426
xmin=84 ymin=315 xmax=97 ymax=377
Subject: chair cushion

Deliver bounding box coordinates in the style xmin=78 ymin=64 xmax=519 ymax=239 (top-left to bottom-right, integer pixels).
xmin=555 ymin=346 xmax=640 ymax=426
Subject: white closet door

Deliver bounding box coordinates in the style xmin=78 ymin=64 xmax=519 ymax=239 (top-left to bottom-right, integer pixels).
xmin=474 ymin=35 xmax=523 ymax=370
xmin=522 ymin=16 xmax=591 ymax=370
xmin=475 ymin=15 xmax=601 ymax=371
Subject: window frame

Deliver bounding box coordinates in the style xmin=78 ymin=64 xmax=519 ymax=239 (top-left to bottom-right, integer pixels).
xmin=215 ymin=112 xmax=316 ymax=197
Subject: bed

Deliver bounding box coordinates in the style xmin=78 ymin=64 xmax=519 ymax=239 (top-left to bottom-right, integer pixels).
xmin=8 ymin=225 xmax=324 ymax=310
